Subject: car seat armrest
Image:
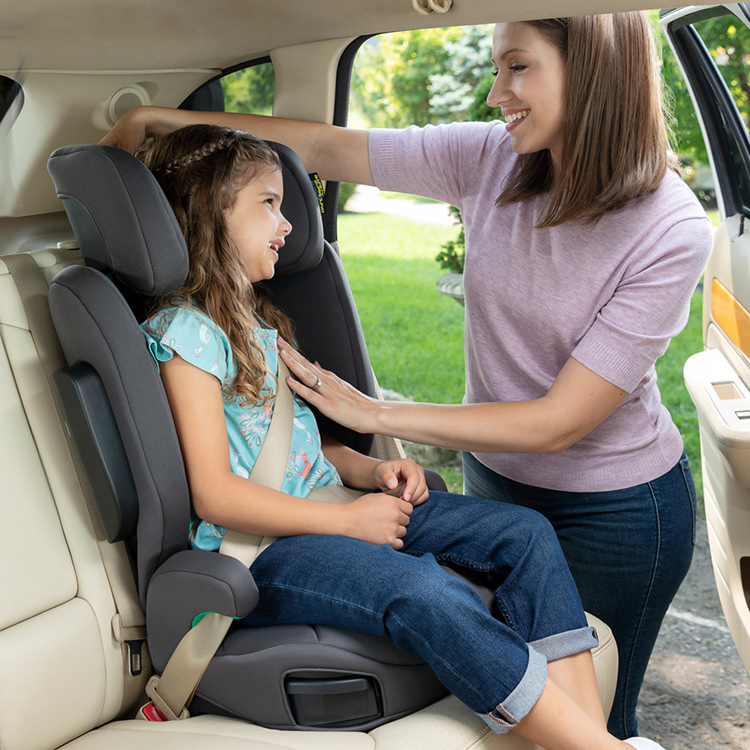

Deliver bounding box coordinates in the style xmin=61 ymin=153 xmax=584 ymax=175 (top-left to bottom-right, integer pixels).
xmin=149 ymin=550 xmax=259 ymax=619
xmin=424 ymin=469 xmax=447 ymax=492
xmin=146 ymin=550 xmax=259 ymax=671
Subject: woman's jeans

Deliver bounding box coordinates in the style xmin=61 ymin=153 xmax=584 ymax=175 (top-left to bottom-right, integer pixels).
xmin=243 ymin=491 xmax=597 ymax=733
xmin=463 ymin=451 xmax=697 ymax=739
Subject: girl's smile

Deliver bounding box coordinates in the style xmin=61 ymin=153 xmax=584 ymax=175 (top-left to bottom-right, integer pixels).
xmin=225 ymin=168 xmax=292 ymax=283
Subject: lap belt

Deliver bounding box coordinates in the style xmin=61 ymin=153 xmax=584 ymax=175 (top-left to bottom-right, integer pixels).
xmin=141 ymin=357 xmax=363 ymax=722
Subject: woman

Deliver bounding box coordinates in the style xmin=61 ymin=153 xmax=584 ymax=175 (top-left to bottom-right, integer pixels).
xmin=104 ymin=13 xmax=712 ymax=740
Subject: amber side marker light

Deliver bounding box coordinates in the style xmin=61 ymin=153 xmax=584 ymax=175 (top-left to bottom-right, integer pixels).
xmin=712 ymin=278 xmax=750 ymax=358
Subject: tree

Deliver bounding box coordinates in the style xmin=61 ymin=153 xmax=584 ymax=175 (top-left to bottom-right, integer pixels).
xmin=222 ymin=63 xmax=275 ymax=116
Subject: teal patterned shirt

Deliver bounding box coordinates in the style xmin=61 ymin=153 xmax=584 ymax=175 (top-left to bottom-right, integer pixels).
xmin=141 ymin=304 xmax=342 ymax=551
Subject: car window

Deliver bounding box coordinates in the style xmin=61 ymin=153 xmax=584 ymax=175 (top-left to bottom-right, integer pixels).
xmin=667 ymin=8 xmax=750 ymax=217
xmin=181 ymin=59 xmax=274 ymax=115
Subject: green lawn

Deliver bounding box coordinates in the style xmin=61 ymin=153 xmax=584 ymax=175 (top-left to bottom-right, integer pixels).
xmin=338 ymin=211 xmax=705 ymax=502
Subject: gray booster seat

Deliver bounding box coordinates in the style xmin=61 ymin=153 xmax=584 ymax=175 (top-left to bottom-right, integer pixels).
xmin=46 ymin=140 xmax=453 ymax=730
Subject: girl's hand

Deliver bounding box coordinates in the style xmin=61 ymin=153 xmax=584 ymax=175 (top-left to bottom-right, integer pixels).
xmin=279 ymin=339 xmax=380 ymax=434
xmin=373 ymin=459 xmax=429 ymax=506
xmin=343 ymin=492 xmax=413 ymax=550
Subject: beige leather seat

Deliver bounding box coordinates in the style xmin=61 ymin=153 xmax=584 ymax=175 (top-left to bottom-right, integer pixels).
xmin=0 ymin=248 xmax=617 ymax=750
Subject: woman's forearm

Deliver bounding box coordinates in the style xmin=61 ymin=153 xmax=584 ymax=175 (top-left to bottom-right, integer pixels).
xmin=280 ymin=343 xmax=628 ymax=455
xmin=104 ymin=105 xmax=373 ymax=183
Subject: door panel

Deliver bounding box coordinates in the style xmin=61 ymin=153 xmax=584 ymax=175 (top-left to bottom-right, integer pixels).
xmin=664 ymin=5 xmax=750 ymax=675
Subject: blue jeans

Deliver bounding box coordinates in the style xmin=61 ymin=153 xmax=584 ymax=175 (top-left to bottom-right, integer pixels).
xmin=242 ymin=491 xmax=598 ymax=733
xmin=462 ymin=452 xmax=697 ymax=739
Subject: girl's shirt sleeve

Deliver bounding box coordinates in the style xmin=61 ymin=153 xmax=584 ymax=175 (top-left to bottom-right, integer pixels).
xmin=141 ymin=306 xmax=236 ymax=387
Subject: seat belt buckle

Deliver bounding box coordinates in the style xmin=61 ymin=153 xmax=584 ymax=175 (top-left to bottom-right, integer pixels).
xmin=138 ymin=675 xmax=190 ymax=722
xmin=138 ymin=701 xmax=169 ymax=722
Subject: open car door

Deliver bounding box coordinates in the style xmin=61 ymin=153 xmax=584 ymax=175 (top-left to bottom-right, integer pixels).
xmin=662 ymin=4 xmax=750 ymax=677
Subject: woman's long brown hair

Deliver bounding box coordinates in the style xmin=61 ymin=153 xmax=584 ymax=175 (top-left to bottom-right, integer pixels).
xmin=498 ymin=13 xmax=677 ymax=227
xmin=137 ymin=124 xmax=296 ymax=405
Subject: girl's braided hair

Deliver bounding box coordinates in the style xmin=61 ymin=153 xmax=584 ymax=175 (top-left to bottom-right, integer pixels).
xmin=137 ymin=123 xmax=296 ymax=405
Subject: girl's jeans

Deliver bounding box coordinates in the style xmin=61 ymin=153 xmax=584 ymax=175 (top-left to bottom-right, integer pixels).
xmin=463 ymin=451 xmax=697 ymax=739
xmin=243 ymin=491 xmax=598 ymax=733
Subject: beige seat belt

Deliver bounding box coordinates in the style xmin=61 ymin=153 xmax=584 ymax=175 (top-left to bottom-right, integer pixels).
xmin=2 ymin=252 xmax=150 ymax=717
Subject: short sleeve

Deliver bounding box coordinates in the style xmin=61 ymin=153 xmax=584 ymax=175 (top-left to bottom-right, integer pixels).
xmin=141 ymin=306 xmax=235 ymax=385
xmin=369 ymin=121 xmax=513 ymax=210
xmin=571 ymin=214 xmax=712 ymax=392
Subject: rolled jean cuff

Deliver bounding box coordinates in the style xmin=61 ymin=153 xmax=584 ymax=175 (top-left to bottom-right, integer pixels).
xmin=530 ymin=625 xmax=599 ymax=662
xmin=477 ymin=646 xmax=548 ymax=735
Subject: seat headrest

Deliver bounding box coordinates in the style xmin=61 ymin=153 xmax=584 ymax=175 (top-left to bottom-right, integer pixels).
xmin=47 ymin=137 xmax=324 ymax=297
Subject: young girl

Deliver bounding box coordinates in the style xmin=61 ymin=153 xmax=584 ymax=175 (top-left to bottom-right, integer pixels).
xmin=136 ymin=123 xmax=663 ymax=750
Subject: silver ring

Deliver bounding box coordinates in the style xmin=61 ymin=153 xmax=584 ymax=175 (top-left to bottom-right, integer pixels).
xmin=311 ymin=377 xmax=323 ymax=392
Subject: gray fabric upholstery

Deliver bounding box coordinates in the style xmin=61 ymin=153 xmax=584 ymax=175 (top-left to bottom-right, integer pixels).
xmin=49 ymin=145 xmax=189 ymax=296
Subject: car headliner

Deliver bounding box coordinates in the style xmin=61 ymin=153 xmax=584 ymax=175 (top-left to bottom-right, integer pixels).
xmin=0 ymin=0 xmax=716 ymax=71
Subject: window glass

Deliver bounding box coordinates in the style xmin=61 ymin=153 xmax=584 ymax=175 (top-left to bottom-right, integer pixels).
xmin=182 ymin=59 xmax=274 ymax=115
xmin=689 ymin=11 xmax=750 ymax=213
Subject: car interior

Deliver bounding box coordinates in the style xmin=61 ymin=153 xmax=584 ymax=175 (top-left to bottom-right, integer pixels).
xmin=1 ymin=1 xmax=748 ymax=749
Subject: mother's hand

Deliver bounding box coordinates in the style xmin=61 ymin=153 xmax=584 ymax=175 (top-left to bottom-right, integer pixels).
xmin=278 ymin=340 xmax=381 ymax=434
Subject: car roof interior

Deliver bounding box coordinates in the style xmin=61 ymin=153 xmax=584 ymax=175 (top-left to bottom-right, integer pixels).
xmin=0 ymin=0 xmax=717 ymax=235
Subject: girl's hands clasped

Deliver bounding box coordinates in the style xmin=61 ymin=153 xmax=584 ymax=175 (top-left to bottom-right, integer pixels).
xmin=345 ymin=492 xmax=413 ymax=550
xmin=372 ymin=458 xmax=428 ymax=506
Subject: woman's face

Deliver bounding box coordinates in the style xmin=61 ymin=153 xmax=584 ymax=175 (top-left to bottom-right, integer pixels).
xmin=487 ymin=22 xmax=567 ymax=171
xmin=224 ymin=167 xmax=292 ymax=283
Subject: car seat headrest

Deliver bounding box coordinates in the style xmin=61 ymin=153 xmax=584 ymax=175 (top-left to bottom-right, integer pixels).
xmin=47 ymin=138 xmax=324 ymax=297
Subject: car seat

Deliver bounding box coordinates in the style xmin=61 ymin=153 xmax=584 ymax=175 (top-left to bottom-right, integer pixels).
xmin=45 ymin=140 xmax=454 ymax=730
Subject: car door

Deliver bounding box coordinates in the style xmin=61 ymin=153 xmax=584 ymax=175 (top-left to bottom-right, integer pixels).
xmin=662 ymin=4 xmax=750 ymax=677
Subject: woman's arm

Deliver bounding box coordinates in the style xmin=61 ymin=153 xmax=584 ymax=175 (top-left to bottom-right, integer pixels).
xmin=279 ymin=341 xmax=627 ymax=455
xmin=101 ymin=105 xmax=374 ymax=184
xmin=160 ymin=354 xmax=413 ymax=548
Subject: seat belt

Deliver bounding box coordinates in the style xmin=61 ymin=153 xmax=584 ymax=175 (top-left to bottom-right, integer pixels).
xmin=2 ymin=252 xmax=150 ymax=717
xmin=141 ymin=357 xmax=365 ymax=722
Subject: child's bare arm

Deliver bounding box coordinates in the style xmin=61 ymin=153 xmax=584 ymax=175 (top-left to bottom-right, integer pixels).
xmin=321 ymin=436 xmax=429 ymax=505
xmin=160 ymin=355 xmax=412 ymax=548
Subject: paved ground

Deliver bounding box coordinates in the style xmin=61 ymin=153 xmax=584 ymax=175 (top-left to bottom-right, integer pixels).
xmin=638 ymin=522 xmax=750 ymax=749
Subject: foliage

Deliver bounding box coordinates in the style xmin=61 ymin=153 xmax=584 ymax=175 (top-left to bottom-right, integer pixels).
xmin=221 ymin=63 xmax=275 ymax=116
xmin=435 ymin=205 xmax=465 ymax=273
xmin=338 ymin=182 xmax=358 ymax=212
xmin=351 ymin=26 xmax=492 ymax=128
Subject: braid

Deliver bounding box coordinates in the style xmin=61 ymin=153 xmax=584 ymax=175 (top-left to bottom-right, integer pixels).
xmin=156 ymin=132 xmax=238 ymax=176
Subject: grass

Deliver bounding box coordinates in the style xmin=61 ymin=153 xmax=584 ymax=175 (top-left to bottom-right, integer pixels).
xmin=338 ymin=212 xmax=465 ymax=404
xmin=654 ymin=288 xmax=704 ymax=504
xmin=338 ymin=211 xmax=705 ymax=502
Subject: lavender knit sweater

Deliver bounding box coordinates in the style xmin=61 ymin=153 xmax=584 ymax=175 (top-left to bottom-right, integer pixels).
xmin=369 ymin=122 xmax=712 ymax=492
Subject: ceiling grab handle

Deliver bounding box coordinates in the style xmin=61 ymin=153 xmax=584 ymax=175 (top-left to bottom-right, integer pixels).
xmin=412 ymin=0 xmax=452 ymax=15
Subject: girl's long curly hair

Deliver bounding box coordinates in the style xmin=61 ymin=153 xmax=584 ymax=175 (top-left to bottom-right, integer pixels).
xmin=137 ymin=123 xmax=296 ymax=405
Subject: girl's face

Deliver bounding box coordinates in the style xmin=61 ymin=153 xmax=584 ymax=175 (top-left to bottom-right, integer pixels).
xmin=224 ymin=167 xmax=292 ymax=283
xmin=487 ymin=22 xmax=567 ymax=172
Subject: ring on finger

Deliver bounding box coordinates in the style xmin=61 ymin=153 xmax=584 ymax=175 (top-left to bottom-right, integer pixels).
xmin=311 ymin=376 xmax=323 ymax=392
